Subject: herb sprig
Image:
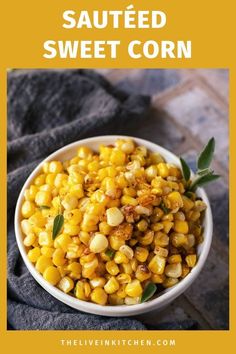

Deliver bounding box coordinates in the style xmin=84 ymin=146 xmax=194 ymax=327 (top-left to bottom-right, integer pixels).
xmin=180 ymin=137 xmax=220 ymax=192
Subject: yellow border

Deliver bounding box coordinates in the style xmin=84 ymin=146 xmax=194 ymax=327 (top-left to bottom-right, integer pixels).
xmin=1 ymin=1 xmax=235 ymax=353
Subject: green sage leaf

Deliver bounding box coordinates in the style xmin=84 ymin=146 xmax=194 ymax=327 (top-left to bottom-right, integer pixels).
xmin=160 ymin=202 xmax=170 ymax=215
xmin=197 ymin=137 xmax=215 ymax=170
xmin=180 ymin=157 xmax=191 ymax=182
xmin=141 ymin=282 xmax=157 ymax=303
xmin=190 ymin=173 xmax=220 ymax=191
xmin=52 ymin=214 xmax=64 ymax=239
xmin=105 ymin=249 xmax=115 ymax=259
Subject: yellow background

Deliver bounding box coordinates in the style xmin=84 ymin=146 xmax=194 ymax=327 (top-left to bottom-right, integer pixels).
xmin=0 ymin=0 xmax=235 ymax=353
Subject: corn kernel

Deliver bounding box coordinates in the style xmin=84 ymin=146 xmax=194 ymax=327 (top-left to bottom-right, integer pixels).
xmin=165 ymin=263 xmax=182 ymax=278
xmin=38 ymin=230 xmax=53 ymax=247
xmin=168 ymin=254 xmax=182 ymax=264
xmin=114 ymin=251 xmax=129 ymax=264
xmin=116 ymin=273 xmax=131 ymax=284
xmin=53 ymin=248 xmax=66 ymax=266
xmin=135 ymin=265 xmax=151 ymax=282
xmin=89 ymin=277 xmax=106 ymax=289
xmin=163 ymin=277 xmax=179 ymax=288
xmin=106 ymin=207 xmax=124 ymax=227
xmin=148 ymin=255 xmax=166 ymax=274
xmin=58 ymin=276 xmax=74 ymax=293
xmin=36 ymin=255 xmax=53 ymax=274
xmin=28 ymin=247 xmax=41 ymax=263
xmin=105 ymin=260 xmax=119 ymax=275
xmin=43 ymin=266 xmax=61 ymax=285
xmin=89 ymin=233 xmax=108 ymax=253
xmin=35 ymin=190 xmax=51 ymax=207
xmin=157 ymin=163 xmax=169 ymax=178
xmin=67 ymin=262 xmax=82 ymax=279
xmin=121 ymin=195 xmax=138 ymax=207
xmin=174 ymin=220 xmax=189 ymax=234
xmin=23 ymin=233 xmax=36 ymax=247
xmin=41 ymin=246 xmax=55 ymax=258
xmin=91 ymin=287 xmax=108 ymax=305
xmin=135 ymin=247 xmax=149 ymax=262
xmin=64 ymin=223 xmax=80 ymax=236
xmin=185 ymin=254 xmax=197 ymax=268
xmin=171 ymin=233 xmax=188 ymax=247
xmin=125 ymin=280 xmax=143 ymax=297
xmin=21 ymin=201 xmax=35 ymax=218
xmin=104 ymin=276 xmax=120 ymax=294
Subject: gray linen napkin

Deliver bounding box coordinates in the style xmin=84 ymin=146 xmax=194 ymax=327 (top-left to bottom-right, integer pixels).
xmin=7 ymin=69 xmax=150 ymax=330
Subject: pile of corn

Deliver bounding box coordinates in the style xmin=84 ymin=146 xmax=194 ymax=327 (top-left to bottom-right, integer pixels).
xmin=21 ymin=138 xmax=206 ymax=306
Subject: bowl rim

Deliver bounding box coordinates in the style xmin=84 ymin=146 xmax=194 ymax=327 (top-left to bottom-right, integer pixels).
xmin=14 ymin=135 xmax=213 ymax=317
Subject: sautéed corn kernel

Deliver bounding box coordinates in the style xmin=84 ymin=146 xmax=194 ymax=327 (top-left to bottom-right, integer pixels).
xmin=21 ymin=138 xmax=205 ymax=305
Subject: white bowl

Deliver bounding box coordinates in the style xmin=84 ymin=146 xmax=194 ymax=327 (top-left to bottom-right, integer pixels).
xmin=14 ymin=135 xmax=213 ymax=317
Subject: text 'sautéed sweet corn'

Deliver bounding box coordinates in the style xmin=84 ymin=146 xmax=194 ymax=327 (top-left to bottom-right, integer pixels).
xmin=21 ymin=138 xmax=207 ymax=306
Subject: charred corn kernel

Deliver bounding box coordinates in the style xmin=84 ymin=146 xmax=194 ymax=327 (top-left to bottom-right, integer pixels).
xmin=21 ymin=201 xmax=35 ymax=218
xmin=129 ymin=238 xmax=138 ymax=247
xmin=168 ymin=254 xmax=182 ymax=264
xmin=77 ymin=146 xmax=92 ymax=159
xmin=36 ymin=255 xmax=53 ymax=274
xmin=187 ymin=211 xmax=201 ymax=222
xmin=194 ymin=200 xmax=207 ymax=212
xmin=89 ymin=233 xmax=108 ymax=253
xmin=105 ymin=260 xmax=119 ymax=275
xmin=151 ymin=222 xmax=163 ymax=232
xmin=163 ymin=277 xmax=179 ymax=288
xmin=181 ymin=264 xmax=190 ymax=278
xmin=38 ymin=231 xmax=53 ymax=247
xmin=151 ymin=273 xmax=166 ymax=284
xmin=108 ymin=294 xmax=124 ymax=305
xmin=116 ymin=273 xmax=131 ymax=284
xmin=148 ymin=255 xmax=166 ymax=274
xmin=165 ymin=263 xmax=182 ymax=278
xmin=43 ymin=266 xmax=61 ymax=285
xmin=157 ymin=163 xmax=169 ymax=178
xmin=138 ymin=230 xmax=154 ymax=246
xmin=82 ymin=257 xmax=98 ymax=278
xmin=185 ymin=254 xmax=197 ymax=267
xmin=154 ymin=232 xmax=169 ymax=247
xmin=114 ymin=251 xmax=129 ymax=264
xmin=174 ymin=211 xmax=185 ymax=221
xmin=99 ymin=221 xmax=112 ymax=235
xmin=162 ymin=213 xmax=174 ymax=222
xmin=64 ymin=223 xmax=80 ymax=236
xmin=110 ymin=149 xmax=126 ymax=166
xmin=41 ymin=246 xmax=55 ymax=258
xmin=154 ymin=246 xmax=169 ymax=257
xmin=55 ymin=234 xmax=72 ymax=252
xmin=120 ymin=262 xmax=133 ymax=275
xmin=135 ymin=247 xmax=149 ymax=262
xmin=35 ymin=190 xmax=51 ymax=207
xmin=67 ymin=262 xmax=82 ymax=279
xmin=171 ymin=233 xmax=188 ymax=247
xmin=104 ymin=276 xmax=120 ymax=294
xmin=135 ymin=265 xmax=151 ymax=282
xmin=34 ymin=174 xmax=46 ymax=186
xmin=106 ymin=207 xmax=124 ymax=226
xmin=74 ymin=280 xmax=90 ymax=301
xmin=137 ymin=219 xmax=148 ymax=232
xmin=123 ymin=187 xmax=137 ymax=197
xmin=58 ymin=276 xmax=74 ymax=293
xmin=23 ymin=233 xmax=36 ymax=247
xmin=174 ymin=220 xmax=189 ymax=234
xmin=167 ymin=191 xmax=183 ymax=210
xmin=121 ymin=195 xmax=138 ymax=207
xmin=125 ymin=279 xmax=142 ymax=297
xmin=89 ymin=277 xmax=106 ymax=289
xmin=183 ymin=234 xmax=196 ymax=251
xmin=119 ymin=245 xmax=134 ymax=260
xmin=53 ymin=248 xmax=66 ymax=266
xmin=135 ymin=205 xmax=152 ymax=216
xmin=28 ymin=247 xmax=41 ymax=262
xmin=161 ymin=220 xmax=173 ymax=234
xmin=91 ymin=287 xmax=108 ymax=305
xmin=78 ymin=231 xmax=90 ymax=246
xmin=124 ymin=296 xmax=140 ymax=305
